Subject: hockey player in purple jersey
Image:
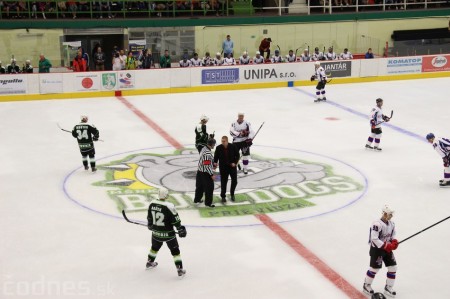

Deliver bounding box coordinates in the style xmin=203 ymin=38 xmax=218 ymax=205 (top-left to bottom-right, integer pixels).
xmin=426 ymin=133 xmax=450 ymax=187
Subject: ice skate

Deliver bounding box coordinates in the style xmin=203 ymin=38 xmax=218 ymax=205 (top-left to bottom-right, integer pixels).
xmin=322 ymin=97 xmax=327 ymax=101
xmin=384 ymin=285 xmax=396 ymax=297
xmin=363 ymin=283 xmax=374 ymax=295
xmin=221 ymin=197 xmax=226 ymax=203
xmin=91 ymin=167 xmax=97 ymax=173
xmin=314 ymin=98 xmax=321 ymax=103
xmin=177 ymin=266 xmax=186 ymax=277
xmin=373 ymin=147 xmax=382 ymax=152
xmin=439 ymin=180 xmax=450 ymax=187
xmin=230 ymin=195 xmax=236 ymax=202
xmin=243 ymin=169 xmax=248 ymax=175
xmin=84 ymin=165 xmax=89 ymax=170
xmin=439 ymin=179 xmax=444 ymax=184
xmin=365 ymin=144 xmax=374 ymax=150
xmin=146 ymin=260 xmax=158 ymax=269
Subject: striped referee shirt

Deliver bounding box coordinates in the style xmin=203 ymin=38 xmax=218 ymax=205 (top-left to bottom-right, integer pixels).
xmin=197 ymin=146 xmax=214 ymax=175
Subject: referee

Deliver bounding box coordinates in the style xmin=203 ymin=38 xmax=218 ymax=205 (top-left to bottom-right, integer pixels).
xmin=193 ymin=138 xmax=216 ymax=207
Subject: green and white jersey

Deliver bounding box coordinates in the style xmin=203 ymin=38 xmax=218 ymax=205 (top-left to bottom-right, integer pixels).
xmin=147 ymin=199 xmax=182 ymax=240
xmin=195 ymin=123 xmax=208 ymax=147
xmin=72 ymin=122 xmax=99 ymax=152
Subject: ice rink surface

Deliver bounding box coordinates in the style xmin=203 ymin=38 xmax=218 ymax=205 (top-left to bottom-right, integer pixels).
xmin=1 ymin=77 xmax=449 ymax=299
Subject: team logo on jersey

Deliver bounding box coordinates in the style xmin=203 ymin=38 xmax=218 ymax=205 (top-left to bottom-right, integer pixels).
xmin=102 ymin=73 xmax=117 ymax=90
xmin=64 ymin=146 xmax=366 ymax=225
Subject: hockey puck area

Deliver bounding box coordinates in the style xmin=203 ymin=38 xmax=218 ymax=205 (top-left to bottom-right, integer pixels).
xmin=63 ymin=145 xmax=368 ymax=228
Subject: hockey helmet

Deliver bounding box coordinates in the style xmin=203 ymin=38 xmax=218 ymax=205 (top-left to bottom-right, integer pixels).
xmin=200 ymin=114 xmax=209 ymax=122
xmin=183 ymin=54 xmax=188 ymax=60
xmin=314 ymin=61 xmax=321 ymax=66
xmin=207 ymin=138 xmax=216 ymax=146
xmin=426 ymin=133 xmax=435 ymax=140
xmin=382 ymin=205 xmax=395 ymax=216
xmin=159 ymin=187 xmax=169 ymax=200
xmin=80 ymin=115 xmax=88 ymax=122
xmin=238 ymin=112 xmax=245 ymax=116
xmin=243 ymin=51 xmax=248 ymax=55
xmin=256 ymin=51 xmax=261 ymax=55
xmin=275 ymin=49 xmax=280 ymax=54
xmin=216 ymin=52 xmax=221 ymax=56
xmin=371 ymin=293 xmax=387 ymax=299
xmin=376 ymin=98 xmax=383 ymax=103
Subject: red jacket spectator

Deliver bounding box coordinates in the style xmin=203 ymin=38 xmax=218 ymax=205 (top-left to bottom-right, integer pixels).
xmin=73 ymin=56 xmax=87 ymax=72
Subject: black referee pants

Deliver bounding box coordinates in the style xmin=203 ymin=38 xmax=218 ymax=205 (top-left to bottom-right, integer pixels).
xmin=194 ymin=171 xmax=214 ymax=206
xmin=220 ymin=166 xmax=237 ymax=198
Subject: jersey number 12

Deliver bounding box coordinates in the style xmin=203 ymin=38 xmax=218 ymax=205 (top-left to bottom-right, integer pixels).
xmin=151 ymin=211 xmax=165 ymax=226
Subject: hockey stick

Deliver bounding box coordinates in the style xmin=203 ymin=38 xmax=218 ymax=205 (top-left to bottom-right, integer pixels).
xmin=57 ymin=123 xmax=72 ymax=133
xmin=237 ymin=122 xmax=264 ymax=171
xmin=122 ymin=210 xmax=179 ymax=234
xmin=398 ymin=215 xmax=450 ymax=244
xmin=276 ymin=45 xmax=281 ymax=52
xmin=377 ymin=110 xmax=394 ymax=125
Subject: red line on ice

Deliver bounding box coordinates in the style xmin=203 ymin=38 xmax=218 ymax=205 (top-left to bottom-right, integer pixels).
xmin=116 ymin=96 xmax=183 ymax=150
xmin=255 ymin=214 xmax=366 ymax=299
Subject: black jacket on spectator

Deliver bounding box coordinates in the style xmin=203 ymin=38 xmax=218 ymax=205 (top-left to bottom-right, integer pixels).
xmin=141 ymin=54 xmax=154 ymax=69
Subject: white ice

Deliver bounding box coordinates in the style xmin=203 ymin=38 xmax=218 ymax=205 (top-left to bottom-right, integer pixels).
xmin=1 ymin=77 xmax=450 ymax=299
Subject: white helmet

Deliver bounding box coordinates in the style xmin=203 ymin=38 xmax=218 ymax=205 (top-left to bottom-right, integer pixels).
xmin=80 ymin=115 xmax=88 ymax=122
xmin=159 ymin=187 xmax=169 ymax=200
xmin=200 ymin=114 xmax=209 ymax=121
xmin=243 ymin=51 xmax=248 ymax=55
xmin=256 ymin=51 xmax=261 ymax=55
xmin=382 ymin=205 xmax=395 ymax=215
xmin=314 ymin=61 xmax=321 ymax=66
xmin=216 ymin=52 xmax=221 ymax=56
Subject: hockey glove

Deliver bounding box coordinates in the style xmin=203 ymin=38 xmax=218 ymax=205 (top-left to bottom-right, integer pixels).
xmin=443 ymin=156 xmax=449 ymax=168
xmin=382 ymin=115 xmax=390 ymax=122
xmin=240 ymin=130 xmax=249 ymax=137
xmin=310 ymin=75 xmax=316 ymax=82
xmin=370 ymin=120 xmax=376 ymax=130
xmin=391 ymin=239 xmax=399 ymax=250
xmin=93 ymin=137 xmax=99 ymax=142
xmin=209 ymin=134 xmax=215 ymax=139
xmin=148 ymin=224 xmax=153 ymax=231
xmin=245 ymin=139 xmax=253 ymax=146
xmin=178 ymin=226 xmax=187 ymax=238
xmin=383 ymin=241 xmax=396 ymax=253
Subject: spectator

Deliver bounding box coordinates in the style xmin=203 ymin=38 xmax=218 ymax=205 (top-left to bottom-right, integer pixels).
xmin=73 ymin=51 xmax=87 ymax=72
xmin=325 ymin=47 xmax=337 ymax=60
xmin=191 ymin=53 xmax=202 ymax=66
xmin=112 ymin=51 xmax=122 ymax=71
xmin=258 ymin=37 xmax=272 ymax=60
xmin=119 ymin=49 xmax=127 ymax=70
xmin=78 ymin=47 xmax=90 ymax=70
xmin=22 ymin=60 xmax=33 ymax=73
xmin=0 ymin=62 xmax=6 ymax=74
xmin=67 ymin=1 xmax=77 ymax=19
xmin=140 ymin=49 xmax=154 ymax=69
xmin=125 ymin=51 xmax=136 ymax=70
xmin=56 ymin=0 xmax=67 ymax=18
xmin=93 ymin=47 xmax=105 ymax=71
xmin=202 ymin=52 xmax=213 ymax=66
xmin=78 ymin=1 xmax=89 ymax=15
xmin=160 ymin=49 xmax=172 ymax=68
xmin=253 ymin=51 xmax=264 ymax=64
xmin=110 ymin=1 xmax=121 ymax=18
xmin=38 ymin=54 xmax=52 ymax=73
xmin=179 ymin=54 xmax=192 ymax=67
xmin=5 ymin=1 xmax=21 ymax=19
xmin=284 ymin=0 xmax=291 ymax=13
xmin=222 ymin=35 xmax=234 ymax=57
xmin=95 ymin=1 xmax=111 ymax=18
xmin=365 ymin=48 xmax=374 ymax=59
xmin=340 ymin=48 xmax=353 ymax=60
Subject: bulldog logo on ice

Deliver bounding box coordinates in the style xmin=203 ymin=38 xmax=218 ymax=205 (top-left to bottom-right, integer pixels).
xmin=85 ymin=147 xmax=365 ymax=219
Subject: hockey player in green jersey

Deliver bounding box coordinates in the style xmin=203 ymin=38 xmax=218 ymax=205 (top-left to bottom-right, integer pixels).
xmin=146 ymin=187 xmax=187 ymax=277
xmin=72 ymin=115 xmax=99 ymax=172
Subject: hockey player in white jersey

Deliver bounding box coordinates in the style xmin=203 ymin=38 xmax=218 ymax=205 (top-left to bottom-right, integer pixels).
xmin=300 ymin=49 xmax=311 ymax=62
xmin=223 ymin=52 xmax=236 ymax=65
xmin=426 ymin=133 xmax=450 ymax=187
xmin=253 ymin=51 xmax=265 ymax=64
xmin=324 ymin=47 xmax=337 ymax=60
xmin=202 ymin=52 xmax=213 ymax=66
xmin=271 ymin=49 xmax=283 ymax=63
xmin=213 ymin=52 xmax=224 ymax=66
xmin=239 ymin=51 xmax=251 ymax=65
xmin=363 ymin=205 xmax=399 ymax=298
xmin=230 ymin=112 xmax=255 ymax=174
xmin=179 ymin=54 xmax=192 ymax=67
xmin=339 ymin=48 xmax=353 ymax=60
xmin=311 ymin=47 xmax=324 ymax=61
xmin=310 ymin=61 xmax=327 ymax=102
xmin=285 ymin=50 xmax=296 ymax=63
xmin=365 ymin=98 xmax=391 ymax=151
xmin=190 ymin=53 xmax=202 ymax=66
